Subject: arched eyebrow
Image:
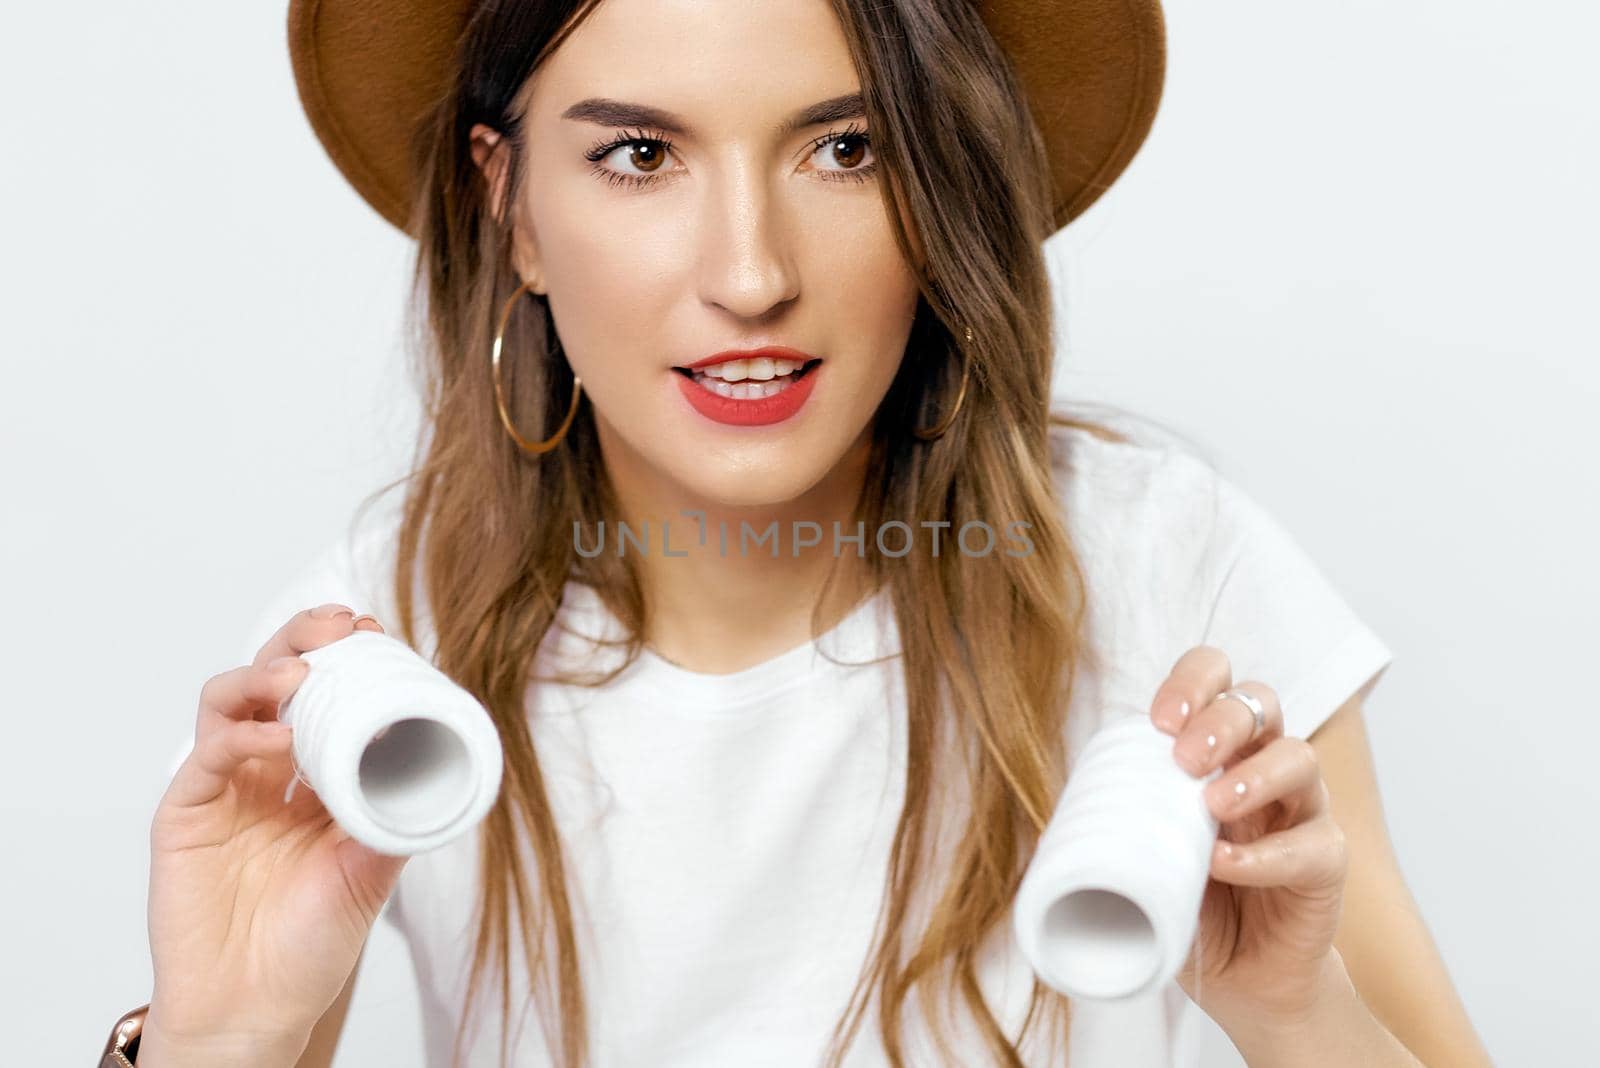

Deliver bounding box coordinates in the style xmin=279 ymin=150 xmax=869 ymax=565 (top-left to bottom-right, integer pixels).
xmin=560 ymin=92 xmax=865 ymax=139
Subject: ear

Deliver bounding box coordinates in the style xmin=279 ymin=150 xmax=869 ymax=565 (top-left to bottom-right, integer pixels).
xmin=468 ymin=122 xmax=546 ymax=293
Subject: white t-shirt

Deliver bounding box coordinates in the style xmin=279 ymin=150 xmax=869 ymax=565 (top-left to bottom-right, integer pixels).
xmin=226 ymin=423 xmax=1393 ymax=1067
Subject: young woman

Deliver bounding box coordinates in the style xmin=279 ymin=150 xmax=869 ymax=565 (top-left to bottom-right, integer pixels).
xmin=126 ymin=1 xmax=1489 ymax=1066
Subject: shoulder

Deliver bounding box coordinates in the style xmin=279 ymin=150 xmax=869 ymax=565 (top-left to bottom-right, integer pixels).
xmin=1046 ymin=413 xmax=1394 ymax=743
xmin=1045 ymin=415 xmax=1236 ymax=569
xmin=238 ymin=489 xmax=413 ymax=663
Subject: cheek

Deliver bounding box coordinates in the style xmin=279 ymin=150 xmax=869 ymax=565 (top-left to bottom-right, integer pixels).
xmin=822 ymin=234 xmax=922 ymax=389
xmin=535 ymin=221 xmax=677 ymax=390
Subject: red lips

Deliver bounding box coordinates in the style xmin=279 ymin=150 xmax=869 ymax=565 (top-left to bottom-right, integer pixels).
xmin=672 ymin=347 xmax=823 ymax=427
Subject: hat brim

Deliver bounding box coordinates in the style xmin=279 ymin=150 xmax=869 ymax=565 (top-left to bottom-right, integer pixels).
xmin=287 ymin=0 xmax=1164 ymax=237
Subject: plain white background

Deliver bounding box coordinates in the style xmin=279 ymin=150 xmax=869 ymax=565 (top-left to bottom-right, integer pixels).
xmin=3 ymin=0 xmax=1594 ymax=1063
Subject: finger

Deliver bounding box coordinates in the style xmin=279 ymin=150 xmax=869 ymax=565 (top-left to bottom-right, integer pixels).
xmin=1150 ymin=645 xmax=1232 ymax=735
xmin=165 ymin=718 xmax=296 ymax=809
xmin=195 ymin=656 xmax=310 ymax=735
xmin=251 ymin=603 xmax=364 ymax=667
xmin=1210 ymin=814 xmax=1347 ymax=890
xmin=1172 ymin=679 xmax=1283 ymax=778
xmin=1202 ymin=735 xmax=1327 ymax=823
xmin=350 ymin=614 xmax=385 ymax=634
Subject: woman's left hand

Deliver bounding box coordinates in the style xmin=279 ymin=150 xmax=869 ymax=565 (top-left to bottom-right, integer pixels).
xmin=1149 ymin=645 xmax=1349 ymax=1031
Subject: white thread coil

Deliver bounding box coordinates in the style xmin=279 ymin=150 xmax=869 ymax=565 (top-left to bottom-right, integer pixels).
xmin=276 ymin=630 xmax=505 ymax=856
xmin=1013 ymin=713 xmax=1222 ymax=1000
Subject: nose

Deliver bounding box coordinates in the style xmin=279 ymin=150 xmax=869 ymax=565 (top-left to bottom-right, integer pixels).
xmin=696 ymin=157 xmax=800 ymax=321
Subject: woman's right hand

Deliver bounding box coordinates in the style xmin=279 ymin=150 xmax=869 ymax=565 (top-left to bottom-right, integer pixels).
xmin=141 ymin=603 xmax=408 ymax=1067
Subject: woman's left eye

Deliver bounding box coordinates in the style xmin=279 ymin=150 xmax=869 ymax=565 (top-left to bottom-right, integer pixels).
xmin=808 ymin=125 xmax=876 ymax=184
xmin=584 ymin=125 xmax=876 ymax=189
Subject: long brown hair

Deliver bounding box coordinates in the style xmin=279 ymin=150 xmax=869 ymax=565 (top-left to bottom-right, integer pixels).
xmin=365 ymin=1 xmax=1132 ymax=1064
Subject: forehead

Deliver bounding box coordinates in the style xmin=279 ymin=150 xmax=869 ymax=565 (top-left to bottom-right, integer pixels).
xmin=525 ymin=0 xmax=860 ymax=135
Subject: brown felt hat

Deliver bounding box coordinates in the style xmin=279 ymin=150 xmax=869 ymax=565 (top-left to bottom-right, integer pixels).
xmin=287 ymin=0 xmax=1165 ymax=237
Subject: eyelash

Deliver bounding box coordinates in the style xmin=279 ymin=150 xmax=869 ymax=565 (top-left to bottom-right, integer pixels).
xmin=582 ymin=122 xmax=876 ymax=190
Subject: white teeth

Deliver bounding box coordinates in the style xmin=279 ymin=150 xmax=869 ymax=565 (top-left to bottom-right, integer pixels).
xmin=691 ymin=373 xmax=792 ymax=399
xmin=701 ymin=356 xmax=802 ymax=382
xmin=685 ymin=357 xmax=814 ymax=398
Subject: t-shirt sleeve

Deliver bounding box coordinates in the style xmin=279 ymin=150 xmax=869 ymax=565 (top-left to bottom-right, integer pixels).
xmin=236 ymin=533 xmax=382 ymax=664
xmin=1179 ymin=453 xmax=1394 ymax=742
xmin=164 ymin=534 xmax=377 ymax=774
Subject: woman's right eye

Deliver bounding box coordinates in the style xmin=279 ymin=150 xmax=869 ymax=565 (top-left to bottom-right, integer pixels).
xmin=601 ymin=140 xmax=671 ymax=175
xmin=585 ymin=129 xmax=679 ymax=189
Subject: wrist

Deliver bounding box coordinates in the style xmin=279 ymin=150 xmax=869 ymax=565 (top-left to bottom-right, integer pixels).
xmin=1221 ymin=952 xmax=1365 ymax=1066
xmin=138 ymin=1002 xmax=308 ymax=1068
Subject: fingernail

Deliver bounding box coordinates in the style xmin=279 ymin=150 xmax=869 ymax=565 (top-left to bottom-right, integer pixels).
xmin=1208 ymin=777 xmax=1248 ymax=810
xmin=311 ymin=603 xmax=352 ymax=619
xmin=1155 ymin=697 xmax=1191 ymax=733
xmin=351 ymin=613 xmax=380 ymax=630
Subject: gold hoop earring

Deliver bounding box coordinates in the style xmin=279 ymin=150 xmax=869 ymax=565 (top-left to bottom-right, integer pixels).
xmin=491 ymin=278 xmax=583 ymax=455
xmin=913 ymin=324 xmax=973 ymax=441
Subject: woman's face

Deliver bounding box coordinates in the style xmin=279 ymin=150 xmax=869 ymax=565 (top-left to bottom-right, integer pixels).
xmin=475 ymin=0 xmax=922 ymax=511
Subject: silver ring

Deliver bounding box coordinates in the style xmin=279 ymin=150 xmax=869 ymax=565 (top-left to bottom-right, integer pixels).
xmin=1216 ymin=688 xmax=1266 ymax=739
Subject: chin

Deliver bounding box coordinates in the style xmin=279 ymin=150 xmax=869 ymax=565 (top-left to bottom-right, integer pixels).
xmin=665 ymin=460 xmax=837 ymax=513
xmin=593 ymin=385 xmax=871 ymax=512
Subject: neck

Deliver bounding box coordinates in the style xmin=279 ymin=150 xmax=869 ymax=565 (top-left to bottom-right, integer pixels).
xmin=594 ymin=422 xmax=877 ymax=676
